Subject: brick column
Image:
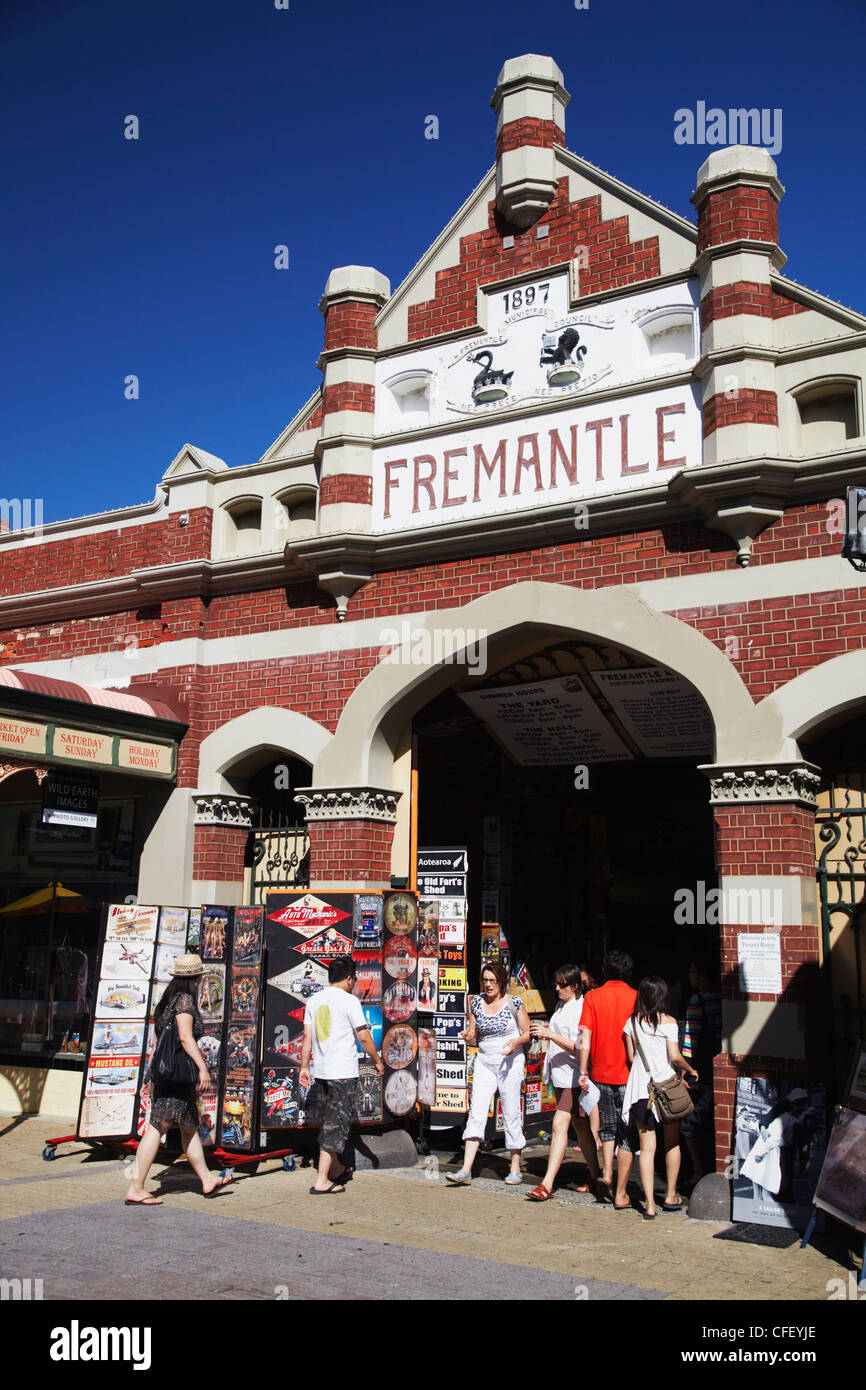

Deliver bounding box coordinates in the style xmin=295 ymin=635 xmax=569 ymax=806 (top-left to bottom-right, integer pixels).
xmin=701 ymin=762 xmax=822 ymax=1177
xmin=491 ymin=54 xmax=569 ymax=227
xmin=192 ymin=794 xmax=255 ymax=906
xmin=293 ymin=787 xmax=400 ymax=889
xmin=315 ymin=266 xmax=390 ymax=618
xmin=691 ymin=147 xmax=785 ymax=477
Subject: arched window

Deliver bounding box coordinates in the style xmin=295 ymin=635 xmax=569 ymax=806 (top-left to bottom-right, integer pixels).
xmin=275 ymin=487 xmax=317 ymax=542
xmin=793 ymin=379 xmax=859 ymax=451
xmin=223 ymin=498 xmax=263 ymax=556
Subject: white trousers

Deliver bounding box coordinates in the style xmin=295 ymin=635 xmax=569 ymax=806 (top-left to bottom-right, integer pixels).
xmin=463 ymin=1048 xmax=526 ymax=1151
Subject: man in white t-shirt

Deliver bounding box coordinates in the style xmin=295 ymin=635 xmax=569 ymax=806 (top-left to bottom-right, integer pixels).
xmin=300 ymin=956 xmax=384 ymax=1193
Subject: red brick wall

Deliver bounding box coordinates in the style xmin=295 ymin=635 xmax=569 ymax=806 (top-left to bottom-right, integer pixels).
xmin=710 ymin=799 xmax=823 ymax=1171
xmin=696 ymin=186 xmax=779 ymax=253
xmin=322 ymin=383 xmax=375 ymax=415
xmin=407 ymin=179 xmax=661 ymax=340
xmin=703 ymin=388 xmax=778 ymax=436
xmin=318 ymin=475 xmax=373 ymax=507
xmin=2 ymin=506 xmax=858 ymax=711
xmin=323 ymin=302 xmax=378 ymax=351
xmin=701 ymin=282 xmax=809 ymax=326
xmin=495 ymin=118 xmax=564 ymax=157
xmin=193 ymin=824 xmax=248 ymax=881
xmin=0 ymin=508 xmax=212 ymax=598
xmin=306 ymin=819 xmax=393 ymax=882
xmin=713 ymin=804 xmax=814 ymax=878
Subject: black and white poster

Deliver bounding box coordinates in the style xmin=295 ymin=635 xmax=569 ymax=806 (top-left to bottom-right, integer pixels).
xmin=733 ymin=1076 xmax=826 ymax=1229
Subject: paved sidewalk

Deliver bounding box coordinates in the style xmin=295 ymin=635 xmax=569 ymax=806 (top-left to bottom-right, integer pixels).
xmin=0 ymin=1117 xmax=855 ymax=1302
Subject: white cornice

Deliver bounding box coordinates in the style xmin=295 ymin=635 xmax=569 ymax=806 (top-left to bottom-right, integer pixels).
xmin=0 ymin=487 xmax=168 ymax=552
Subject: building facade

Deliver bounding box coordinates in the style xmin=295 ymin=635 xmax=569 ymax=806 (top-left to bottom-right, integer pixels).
xmin=1 ymin=56 xmax=864 ymax=1173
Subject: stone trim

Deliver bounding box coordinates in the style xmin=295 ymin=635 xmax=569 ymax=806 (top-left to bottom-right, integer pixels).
xmin=700 ymin=762 xmax=821 ymax=808
xmin=294 ymin=786 xmax=401 ymax=823
xmin=193 ymin=794 xmax=256 ymax=827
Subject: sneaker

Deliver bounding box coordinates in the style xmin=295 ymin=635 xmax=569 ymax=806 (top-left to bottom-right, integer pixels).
xmin=445 ymin=1169 xmax=472 ymax=1185
xmin=504 ymin=1172 xmax=522 ymax=1185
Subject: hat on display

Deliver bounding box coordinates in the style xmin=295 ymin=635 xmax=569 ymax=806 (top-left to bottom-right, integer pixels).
xmin=169 ymin=953 xmax=204 ymax=977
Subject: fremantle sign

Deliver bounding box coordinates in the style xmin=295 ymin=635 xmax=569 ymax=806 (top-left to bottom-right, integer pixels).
xmin=372 ymin=383 xmax=700 ymax=533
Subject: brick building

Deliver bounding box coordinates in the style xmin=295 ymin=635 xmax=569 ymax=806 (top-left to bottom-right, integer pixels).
xmin=1 ymin=55 xmax=864 ymax=1176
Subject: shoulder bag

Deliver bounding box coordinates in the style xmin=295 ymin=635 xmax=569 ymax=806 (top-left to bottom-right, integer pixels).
xmin=151 ymin=1014 xmax=198 ymax=1087
xmin=632 ymin=1019 xmax=694 ymax=1123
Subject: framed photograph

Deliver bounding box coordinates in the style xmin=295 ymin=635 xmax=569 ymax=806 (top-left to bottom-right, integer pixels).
xmin=844 ymin=1041 xmax=866 ymax=1116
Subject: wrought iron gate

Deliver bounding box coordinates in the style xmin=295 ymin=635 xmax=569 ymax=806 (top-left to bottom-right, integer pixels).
xmin=248 ymin=808 xmax=309 ymax=904
xmin=816 ymin=778 xmax=866 ymax=1096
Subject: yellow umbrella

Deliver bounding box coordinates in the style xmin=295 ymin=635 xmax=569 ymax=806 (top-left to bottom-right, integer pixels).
xmin=0 ymin=882 xmax=90 ymax=914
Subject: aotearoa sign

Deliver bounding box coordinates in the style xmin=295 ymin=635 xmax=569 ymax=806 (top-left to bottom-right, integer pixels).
xmin=372 ymin=383 xmax=700 ymax=532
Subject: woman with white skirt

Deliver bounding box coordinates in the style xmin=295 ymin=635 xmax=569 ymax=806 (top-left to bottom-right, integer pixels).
xmin=446 ymin=960 xmax=530 ymax=1186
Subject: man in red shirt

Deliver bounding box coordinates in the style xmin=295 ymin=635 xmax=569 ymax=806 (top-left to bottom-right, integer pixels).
xmin=577 ymin=950 xmax=638 ymax=1208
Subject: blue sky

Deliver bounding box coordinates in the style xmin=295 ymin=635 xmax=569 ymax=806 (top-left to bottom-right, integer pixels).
xmin=2 ymin=0 xmax=864 ymax=524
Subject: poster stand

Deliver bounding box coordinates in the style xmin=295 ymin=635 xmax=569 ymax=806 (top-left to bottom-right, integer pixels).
xmin=43 ymin=900 xmax=296 ymax=1174
xmin=799 ymin=1070 xmax=866 ymax=1293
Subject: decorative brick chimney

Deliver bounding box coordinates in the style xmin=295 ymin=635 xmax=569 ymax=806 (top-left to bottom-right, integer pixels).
xmin=491 ymin=54 xmax=570 ymax=227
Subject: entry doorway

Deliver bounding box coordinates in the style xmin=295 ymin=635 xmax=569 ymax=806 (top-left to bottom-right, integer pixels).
xmin=413 ymin=636 xmax=719 ymax=1010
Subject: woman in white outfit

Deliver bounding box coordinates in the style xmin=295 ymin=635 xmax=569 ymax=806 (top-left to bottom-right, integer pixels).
xmin=622 ymin=976 xmax=698 ymax=1219
xmin=446 ymin=961 xmax=530 ymax=1186
xmin=526 ymin=963 xmax=588 ymax=1201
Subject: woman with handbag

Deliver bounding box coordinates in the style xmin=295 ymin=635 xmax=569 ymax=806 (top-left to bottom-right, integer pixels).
xmin=123 ymin=954 xmax=233 ymax=1206
xmin=445 ymin=961 xmax=530 ymax=1186
xmin=622 ymin=976 xmax=698 ymax=1220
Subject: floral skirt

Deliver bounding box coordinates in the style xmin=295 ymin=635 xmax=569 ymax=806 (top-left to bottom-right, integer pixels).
xmin=149 ymin=1081 xmax=199 ymax=1131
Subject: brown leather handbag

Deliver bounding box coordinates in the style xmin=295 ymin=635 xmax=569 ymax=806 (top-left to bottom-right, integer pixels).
xmin=632 ymin=1021 xmax=694 ymax=1123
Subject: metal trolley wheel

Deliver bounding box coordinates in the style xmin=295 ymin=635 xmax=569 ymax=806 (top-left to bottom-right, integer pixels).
xmin=282 ymin=1156 xmax=295 ymax=1172
xmin=42 ymin=1146 xmax=56 ymax=1162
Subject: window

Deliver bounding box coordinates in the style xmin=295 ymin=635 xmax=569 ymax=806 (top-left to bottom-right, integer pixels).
xmin=224 ymin=499 xmax=262 ymax=556
xmin=275 ymin=488 xmax=317 ymax=542
xmin=795 ymin=382 xmax=859 ymax=451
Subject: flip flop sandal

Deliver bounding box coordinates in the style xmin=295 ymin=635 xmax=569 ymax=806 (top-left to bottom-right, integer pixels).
xmin=124 ymin=1196 xmax=163 ymax=1206
xmin=662 ymin=1200 xmax=684 ymax=1211
xmin=642 ymin=1210 xmax=656 ymax=1221
xmin=575 ymin=1182 xmax=592 ymax=1193
xmin=526 ymin=1184 xmax=553 ymax=1201
xmin=445 ymin=1170 xmax=472 ymax=1185
xmin=309 ymin=1183 xmax=345 ymax=1194
xmin=594 ymin=1179 xmax=612 ymax=1202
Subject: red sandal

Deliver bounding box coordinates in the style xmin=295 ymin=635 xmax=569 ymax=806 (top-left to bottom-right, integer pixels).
xmin=526 ymin=1183 xmax=553 ymax=1201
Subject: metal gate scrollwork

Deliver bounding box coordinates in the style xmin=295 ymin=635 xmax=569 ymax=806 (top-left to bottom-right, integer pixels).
xmin=249 ymin=809 xmax=309 ymax=904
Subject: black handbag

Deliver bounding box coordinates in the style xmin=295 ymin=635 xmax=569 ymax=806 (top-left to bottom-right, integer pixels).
xmin=151 ymin=1017 xmax=198 ymax=1087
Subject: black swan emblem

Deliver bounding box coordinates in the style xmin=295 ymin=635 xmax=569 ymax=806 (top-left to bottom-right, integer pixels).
xmin=469 ymin=350 xmax=513 ymax=394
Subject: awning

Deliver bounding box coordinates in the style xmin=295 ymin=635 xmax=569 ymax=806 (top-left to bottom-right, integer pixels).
xmin=0 ymin=669 xmax=181 ymax=722
xmin=0 ymin=669 xmax=187 ymax=781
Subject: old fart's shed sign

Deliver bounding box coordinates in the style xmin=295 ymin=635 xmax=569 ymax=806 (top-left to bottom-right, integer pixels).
xmin=372 ymin=382 xmax=700 ymax=533
xmin=0 ymin=713 xmax=176 ymax=780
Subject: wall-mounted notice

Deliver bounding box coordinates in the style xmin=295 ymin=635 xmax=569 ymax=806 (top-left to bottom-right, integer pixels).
xmin=591 ymin=666 xmax=713 ymax=758
xmin=459 ymin=677 xmax=631 ymax=766
xmin=738 ymin=932 xmax=783 ymax=996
